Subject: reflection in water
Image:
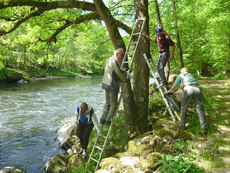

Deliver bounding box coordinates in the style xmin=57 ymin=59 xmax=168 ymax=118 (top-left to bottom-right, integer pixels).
xmin=0 ymin=77 xmax=104 ymax=173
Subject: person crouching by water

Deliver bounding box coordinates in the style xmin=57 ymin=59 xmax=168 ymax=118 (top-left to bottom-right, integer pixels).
xmin=75 ymin=102 xmax=101 ymax=158
xmin=164 ymin=67 xmax=207 ymax=134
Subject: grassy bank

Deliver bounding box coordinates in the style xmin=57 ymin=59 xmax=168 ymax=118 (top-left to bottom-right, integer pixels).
xmin=72 ymin=77 xmax=230 ymax=172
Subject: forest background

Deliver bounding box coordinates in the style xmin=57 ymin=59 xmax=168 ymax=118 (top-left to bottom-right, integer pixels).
xmin=0 ymin=0 xmax=229 ymax=137
xmin=1 ymin=0 xmax=229 ymax=77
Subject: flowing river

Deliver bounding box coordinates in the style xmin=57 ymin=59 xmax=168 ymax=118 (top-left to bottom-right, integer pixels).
xmin=0 ymin=76 xmax=105 ymax=173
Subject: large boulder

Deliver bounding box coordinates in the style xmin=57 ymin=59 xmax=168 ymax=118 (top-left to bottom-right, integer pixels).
xmin=44 ymin=154 xmax=83 ymax=173
xmin=0 ymin=167 xmax=26 ymax=173
xmin=152 ymin=118 xmax=191 ymax=140
xmin=1 ymin=68 xmax=30 ymax=82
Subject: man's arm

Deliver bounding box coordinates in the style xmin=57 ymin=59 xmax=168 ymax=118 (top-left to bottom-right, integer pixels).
xmin=145 ymin=35 xmax=156 ymax=43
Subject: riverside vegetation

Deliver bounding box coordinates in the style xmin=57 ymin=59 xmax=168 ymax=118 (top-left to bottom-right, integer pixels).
xmin=45 ymin=74 xmax=230 ymax=173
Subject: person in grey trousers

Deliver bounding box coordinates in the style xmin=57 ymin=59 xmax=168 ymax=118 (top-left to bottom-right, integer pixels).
xmin=164 ymin=67 xmax=207 ymax=134
xmin=100 ymin=48 xmax=126 ymax=126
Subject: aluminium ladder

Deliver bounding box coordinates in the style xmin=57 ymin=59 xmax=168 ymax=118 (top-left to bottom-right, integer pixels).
xmin=87 ymin=18 xmax=146 ymax=173
xmin=143 ymin=53 xmax=180 ymax=122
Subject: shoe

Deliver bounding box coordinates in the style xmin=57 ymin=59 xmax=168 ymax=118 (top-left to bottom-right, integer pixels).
xmin=105 ymin=120 xmax=111 ymax=126
xmin=82 ymin=149 xmax=87 ymax=158
xmin=100 ymin=119 xmax=105 ymax=125
xmin=203 ymin=129 xmax=207 ymax=135
xmin=177 ymin=124 xmax=186 ymax=130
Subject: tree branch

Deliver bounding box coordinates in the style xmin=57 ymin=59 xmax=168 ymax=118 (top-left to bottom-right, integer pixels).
xmin=0 ymin=9 xmax=45 ymax=36
xmin=0 ymin=0 xmax=96 ymax=11
xmin=40 ymin=13 xmax=101 ymax=43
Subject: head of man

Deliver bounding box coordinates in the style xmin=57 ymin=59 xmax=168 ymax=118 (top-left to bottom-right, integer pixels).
xmin=80 ymin=102 xmax=88 ymax=114
xmin=155 ymin=26 xmax=163 ymax=37
xmin=115 ymin=48 xmax=124 ymax=61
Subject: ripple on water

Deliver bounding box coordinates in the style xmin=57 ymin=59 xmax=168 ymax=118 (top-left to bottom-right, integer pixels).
xmin=0 ymin=77 xmax=105 ymax=172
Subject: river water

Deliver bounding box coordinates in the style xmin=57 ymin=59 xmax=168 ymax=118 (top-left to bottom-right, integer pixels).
xmin=0 ymin=76 xmax=105 ymax=173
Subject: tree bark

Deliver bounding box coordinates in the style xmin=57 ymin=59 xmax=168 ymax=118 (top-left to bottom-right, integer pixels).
xmin=93 ymin=0 xmax=141 ymax=137
xmin=132 ymin=0 xmax=150 ymax=134
xmin=172 ymin=0 xmax=184 ymax=69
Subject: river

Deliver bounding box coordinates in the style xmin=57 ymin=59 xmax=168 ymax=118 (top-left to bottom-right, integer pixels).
xmin=0 ymin=76 xmax=105 ymax=173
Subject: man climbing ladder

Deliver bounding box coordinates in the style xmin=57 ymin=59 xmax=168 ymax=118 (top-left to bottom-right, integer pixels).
xmin=87 ymin=18 xmax=146 ymax=173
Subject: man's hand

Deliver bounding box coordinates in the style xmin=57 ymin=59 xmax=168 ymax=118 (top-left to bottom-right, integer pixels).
xmin=144 ymin=35 xmax=150 ymax=40
xmin=164 ymin=91 xmax=170 ymax=95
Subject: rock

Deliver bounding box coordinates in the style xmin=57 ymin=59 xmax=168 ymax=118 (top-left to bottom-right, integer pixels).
xmin=0 ymin=167 xmax=26 ymax=173
xmin=3 ymin=68 xmax=30 ymax=82
xmin=44 ymin=154 xmax=68 ymax=173
xmin=152 ymin=118 xmax=191 ymax=140
xmin=57 ymin=123 xmax=79 ymax=151
xmin=99 ymin=157 xmax=121 ymax=172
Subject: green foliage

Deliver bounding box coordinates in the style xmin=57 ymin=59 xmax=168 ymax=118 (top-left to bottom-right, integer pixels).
xmin=213 ymin=74 xmax=228 ymax=80
xmin=154 ymin=155 xmax=204 ymax=173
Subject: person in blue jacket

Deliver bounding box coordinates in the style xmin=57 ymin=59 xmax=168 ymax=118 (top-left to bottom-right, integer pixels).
xmin=165 ymin=67 xmax=207 ymax=134
xmin=75 ymin=102 xmax=101 ymax=157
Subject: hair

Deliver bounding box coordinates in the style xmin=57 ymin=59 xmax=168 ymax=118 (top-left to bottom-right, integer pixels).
xmin=180 ymin=67 xmax=189 ymax=73
xmin=114 ymin=48 xmax=124 ymax=56
xmin=81 ymin=102 xmax=88 ymax=109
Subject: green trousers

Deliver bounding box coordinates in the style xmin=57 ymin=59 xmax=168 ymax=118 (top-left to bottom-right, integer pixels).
xmin=100 ymin=90 xmax=118 ymax=123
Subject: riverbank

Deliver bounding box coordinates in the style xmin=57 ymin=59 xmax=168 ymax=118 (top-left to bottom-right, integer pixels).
xmin=0 ymin=67 xmax=100 ymax=83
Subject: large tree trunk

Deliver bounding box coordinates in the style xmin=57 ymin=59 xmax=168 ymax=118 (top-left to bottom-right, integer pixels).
xmin=93 ymin=0 xmax=140 ymax=137
xmin=132 ymin=0 xmax=150 ymax=134
xmin=172 ymin=0 xmax=184 ymax=69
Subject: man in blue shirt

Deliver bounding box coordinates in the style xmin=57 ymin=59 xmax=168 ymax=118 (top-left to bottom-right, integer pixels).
xmin=165 ymin=67 xmax=207 ymax=134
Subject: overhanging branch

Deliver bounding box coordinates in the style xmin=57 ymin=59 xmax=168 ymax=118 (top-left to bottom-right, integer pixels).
xmin=39 ymin=13 xmax=101 ymax=43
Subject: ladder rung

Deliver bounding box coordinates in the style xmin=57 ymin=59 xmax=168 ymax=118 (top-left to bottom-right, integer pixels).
xmin=90 ymin=157 xmax=99 ymax=163
xmin=127 ymin=51 xmax=135 ymax=54
xmin=95 ymin=146 xmax=103 ymax=151
xmin=123 ymin=61 xmax=132 ymax=63
xmin=130 ymin=42 xmax=138 ymax=45
xmin=133 ymin=32 xmax=141 ymax=36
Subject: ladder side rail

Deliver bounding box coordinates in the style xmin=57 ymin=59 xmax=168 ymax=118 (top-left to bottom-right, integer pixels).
xmin=94 ymin=84 xmax=126 ymax=171
xmin=150 ymin=55 xmax=160 ymax=78
xmin=121 ymin=18 xmax=146 ymax=69
xmin=88 ymin=81 xmax=127 ymax=172
xmin=149 ymin=54 xmax=181 ymax=122
xmin=126 ymin=18 xmax=146 ymax=70
xmin=88 ymin=133 xmax=100 ymax=163
xmin=94 ymin=125 xmax=111 ymax=171
xmin=143 ymin=54 xmax=176 ymax=122
xmin=89 ymin=18 xmax=145 ymax=172
xmin=121 ymin=20 xmax=139 ymax=68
